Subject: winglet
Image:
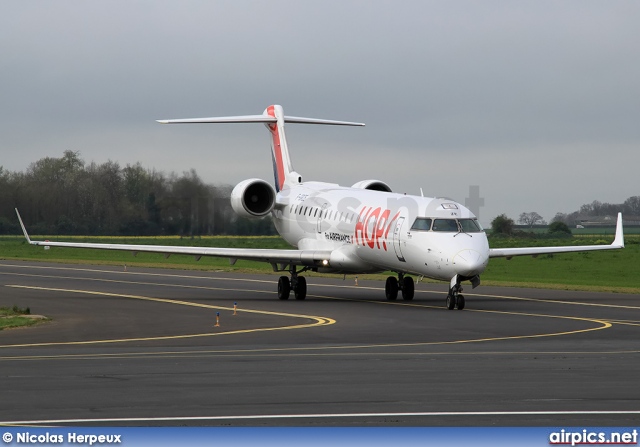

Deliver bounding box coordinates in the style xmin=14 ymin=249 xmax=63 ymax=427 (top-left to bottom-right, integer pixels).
xmin=612 ymin=212 xmax=624 ymax=248
xmin=15 ymin=208 xmax=32 ymax=244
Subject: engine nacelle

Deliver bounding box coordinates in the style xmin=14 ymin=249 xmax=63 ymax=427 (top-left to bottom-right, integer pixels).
xmin=230 ymin=178 xmax=277 ymax=218
xmin=351 ymin=179 xmax=392 ymax=192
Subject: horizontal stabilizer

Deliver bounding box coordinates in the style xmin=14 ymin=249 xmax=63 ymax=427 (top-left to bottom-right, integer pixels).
xmin=157 ymin=115 xmax=275 ymax=124
xmin=282 ymin=116 xmax=364 ymax=126
xmin=158 ymin=113 xmax=364 ymax=127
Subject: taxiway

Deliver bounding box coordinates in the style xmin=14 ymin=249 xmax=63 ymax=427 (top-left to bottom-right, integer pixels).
xmin=1 ymin=261 xmax=639 ymax=426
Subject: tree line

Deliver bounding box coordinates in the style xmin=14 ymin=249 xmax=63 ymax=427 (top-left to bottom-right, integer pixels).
xmin=492 ymin=214 xmax=573 ymax=237
xmin=0 ymin=151 xmax=276 ymax=236
xmin=2 ymin=151 xmax=636 ymax=237
xmin=551 ymin=197 xmax=640 ymax=225
xmin=513 ymin=196 xmax=639 ymax=230
xmin=495 ymin=196 xmax=638 ymax=237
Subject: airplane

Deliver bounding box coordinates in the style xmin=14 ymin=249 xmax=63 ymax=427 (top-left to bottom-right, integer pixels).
xmin=16 ymin=104 xmax=625 ymax=310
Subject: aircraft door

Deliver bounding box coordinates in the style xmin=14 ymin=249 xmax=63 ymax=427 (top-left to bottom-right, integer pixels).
xmin=317 ymin=203 xmax=328 ymax=233
xmin=393 ymin=216 xmax=406 ymax=262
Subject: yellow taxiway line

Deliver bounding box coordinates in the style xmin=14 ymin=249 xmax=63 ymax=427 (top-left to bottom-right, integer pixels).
xmin=1 ymin=285 xmax=335 ymax=348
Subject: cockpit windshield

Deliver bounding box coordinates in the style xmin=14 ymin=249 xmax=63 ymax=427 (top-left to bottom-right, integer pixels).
xmin=410 ymin=218 xmax=432 ymax=231
xmin=432 ymin=219 xmax=459 ymax=232
xmin=459 ymin=219 xmax=483 ymax=232
xmin=411 ymin=218 xmax=484 ymax=233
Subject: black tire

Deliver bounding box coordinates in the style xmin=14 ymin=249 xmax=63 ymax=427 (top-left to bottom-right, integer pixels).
xmin=446 ymin=294 xmax=456 ymax=310
xmin=401 ymin=276 xmax=415 ymax=301
xmin=294 ymin=276 xmax=307 ymax=300
xmin=456 ymin=294 xmax=465 ymax=310
xmin=277 ymin=276 xmax=290 ymax=300
xmin=385 ymin=276 xmax=398 ymax=300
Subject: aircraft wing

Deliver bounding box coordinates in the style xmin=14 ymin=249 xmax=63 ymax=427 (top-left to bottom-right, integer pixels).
xmin=488 ymin=213 xmax=624 ymax=259
xmin=15 ymin=209 xmax=332 ymax=269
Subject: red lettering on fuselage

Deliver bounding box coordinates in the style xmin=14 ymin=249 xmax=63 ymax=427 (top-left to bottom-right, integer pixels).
xmin=354 ymin=207 xmax=400 ymax=251
xmin=354 ymin=207 xmax=371 ymax=247
xmin=364 ymin=207 xmax=380 ymax=248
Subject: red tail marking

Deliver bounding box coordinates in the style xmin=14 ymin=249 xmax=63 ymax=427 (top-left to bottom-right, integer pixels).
xmin=266 ymin=105 xmax=286 ymax=191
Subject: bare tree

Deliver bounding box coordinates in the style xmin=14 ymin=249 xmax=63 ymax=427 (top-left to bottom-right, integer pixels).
xmin=518 ymin=211 xmax=546 ymax=228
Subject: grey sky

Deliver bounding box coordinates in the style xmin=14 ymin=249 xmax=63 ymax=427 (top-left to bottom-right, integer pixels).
xmin=1 ymin=1 xmax=638 ymax=225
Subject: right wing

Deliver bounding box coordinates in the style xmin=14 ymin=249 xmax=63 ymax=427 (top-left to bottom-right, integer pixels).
xmin=488 ymin=212 xmax=624 ymax=259
xmin=15 ymin=209 xmax=332 ymax=269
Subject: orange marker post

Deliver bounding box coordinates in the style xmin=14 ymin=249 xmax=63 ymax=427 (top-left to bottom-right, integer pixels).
xmin=233 ymin=302 xmax=237 ymax=315
xmin=214 ymin=312 xmax=220 ymax=327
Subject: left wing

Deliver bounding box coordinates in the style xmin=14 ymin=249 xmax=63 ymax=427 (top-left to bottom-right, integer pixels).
xmin=16 ymin=209 xmax=332 ymax=269
xmin=489 ymin=212 xmax=624 ymax=259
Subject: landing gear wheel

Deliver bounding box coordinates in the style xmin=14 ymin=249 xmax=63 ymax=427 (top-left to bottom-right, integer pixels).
xmin=401 ymin=276 xmax=415 ymax=301
xmin=294 ymin=276 xmax=307 ymax=300
xmin=446 ymin=294 xmax=456 ymax=310
xmin=277 ymin=276 xmax=290 ymax=300
xmin=385 ymin=276 xmax=398 ymax=300
xmin=456 ymin=294 xmax=465 ymax=310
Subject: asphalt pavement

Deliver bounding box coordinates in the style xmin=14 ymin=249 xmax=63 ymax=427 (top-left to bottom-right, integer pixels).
xmin=1 ymin=261 xmax=639 ymax=426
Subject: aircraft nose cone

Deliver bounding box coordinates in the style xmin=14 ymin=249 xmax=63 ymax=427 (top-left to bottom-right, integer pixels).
xmin=453 ymin=249 xmax=488 ymax=277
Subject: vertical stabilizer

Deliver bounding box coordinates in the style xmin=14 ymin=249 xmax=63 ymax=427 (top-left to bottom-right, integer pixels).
xmin=157 ymin=105 xmax=364 ymax=192
xmin=264 ymin=105 xmax=299 ymax=191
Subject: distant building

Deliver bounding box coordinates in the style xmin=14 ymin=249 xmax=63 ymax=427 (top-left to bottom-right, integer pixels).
xmin=575 ymin=215 xmax=639 ymax=227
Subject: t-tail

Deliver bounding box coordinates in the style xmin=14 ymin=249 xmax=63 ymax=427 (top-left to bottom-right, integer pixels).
xmin=157 ymin=104 xmax=364 ymax=192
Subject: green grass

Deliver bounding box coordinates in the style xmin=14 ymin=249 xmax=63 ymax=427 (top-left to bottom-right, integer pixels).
xmin=0 ymin=235 xmax=291 ymax=271
xmin=0 ymin=234 xmax=638 ymax=293
xmin=0 ymin=305 xmax=31 ymax=316
xmin=0 ymin=305 xmax=48 ymax=331
xmin=483 ymin=234 xmax=640 ymax=292
xmin=483 ymin=246 xmax=640 ymax=292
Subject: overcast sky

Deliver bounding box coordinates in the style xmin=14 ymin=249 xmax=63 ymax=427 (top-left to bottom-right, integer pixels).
xmin=1 ymin=1 xmax=638 ymax=224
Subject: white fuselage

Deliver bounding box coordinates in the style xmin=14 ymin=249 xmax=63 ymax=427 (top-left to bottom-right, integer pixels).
xmin=271 ymin=181 xmax=490 ymax=281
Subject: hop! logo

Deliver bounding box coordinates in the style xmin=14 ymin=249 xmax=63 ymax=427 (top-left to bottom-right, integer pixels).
xmin=353 ymin=206 xmax=400 ymax=250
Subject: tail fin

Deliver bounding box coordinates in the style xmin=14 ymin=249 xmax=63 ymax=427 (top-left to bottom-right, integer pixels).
xmin=265 ymin=105 xmax=295 ymax=192
xmin=158 ymin=105 xmax=364 ymax=192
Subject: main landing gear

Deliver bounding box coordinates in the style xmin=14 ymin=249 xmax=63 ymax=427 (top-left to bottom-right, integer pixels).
xmin=446 ymin=282 xmax=465 ymax=310
xmin=385 ymin=273 xmax=415 ymax=301
xmin=277 ymin=266 xmax=307 ymax=300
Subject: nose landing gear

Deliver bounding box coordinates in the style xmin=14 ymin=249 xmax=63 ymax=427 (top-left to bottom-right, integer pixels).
xmin=446 ymin=279 xmax=465 ymax=310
